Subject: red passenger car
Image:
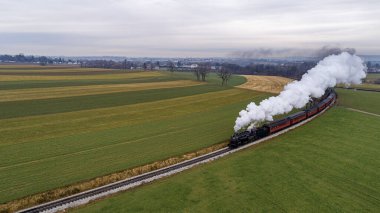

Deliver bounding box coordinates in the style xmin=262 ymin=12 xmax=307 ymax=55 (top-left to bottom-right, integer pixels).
xmin=266 ymin=118 xmax=291 ymax=134
xmin=289 ymin=111 xmax=307 ymax=125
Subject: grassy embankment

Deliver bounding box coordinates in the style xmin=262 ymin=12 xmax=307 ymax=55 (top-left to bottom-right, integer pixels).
xmin=73 ymin=87 xmax=380 ymax=212
xmin=0 ymin=66 xmax=272 ymax=209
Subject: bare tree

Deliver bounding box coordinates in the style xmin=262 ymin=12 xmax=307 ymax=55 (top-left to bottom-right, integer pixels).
xmin=150 ymin=61 xmax=154 ymax=70
xmin=193 ymin=67 xmax=201 ymax=81
xmin=217 ymin=67 xmax=232 ymax=86
xmin=198 ymin=63 xmax=210 ymax=81
xmin=122 ymin=59 xmax=127 ymax=70
xmin=155 ymin=61 xmax=160 ymax=70
xmin=168 ymin=61 xmax=175 ymax=73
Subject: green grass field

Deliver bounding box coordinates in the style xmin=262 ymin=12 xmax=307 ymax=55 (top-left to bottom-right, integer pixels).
xmin=0 ymin=75 xmax=188 ymax=90
xmin=366 ymin=73 xmax=380 ymax=81
xmin=337 ymin=83 xmax=380 ymax=91
xmin=73 ymin=87 xmax=380 ymax=212
xmin=336 ymin=88 xmax=380 ymax=114
xmin=0 ymin=66 xmax=270 ymax=204
xmin=336 ymin=73 xmax=380 ymax=91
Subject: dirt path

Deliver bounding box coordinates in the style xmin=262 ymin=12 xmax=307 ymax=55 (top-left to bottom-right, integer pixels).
xmin=346 ymin=108 xmax=380 ymax=118
xmin=237 ymin=75 xmax=293 ymax=94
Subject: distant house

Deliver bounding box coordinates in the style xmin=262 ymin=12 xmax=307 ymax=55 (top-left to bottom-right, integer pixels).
xmin=211 ymin=66 xmax=222 ymax=70
xmin=179 ymin=64 xmax=198 ymax=69
xmin=190 ymin=64 xmax=198 ymax=69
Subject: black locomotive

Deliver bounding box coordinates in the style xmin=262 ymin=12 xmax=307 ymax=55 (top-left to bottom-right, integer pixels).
xmin=229 ymin=89 xmax=336 ymax=148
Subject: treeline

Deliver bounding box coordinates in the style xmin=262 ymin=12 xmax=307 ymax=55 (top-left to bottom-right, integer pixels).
xmin=81 ymin=60 xmax=178 ymax=70
xmin=220 ymin=62 xmax=317 ymax=79
xmin=0 ymin=54 xmax=72 ymax=65
xmin=1 ymin=53 xmax=324 ymax=79
xmin=366 ymin=61 xmax=380 ymax=73
xmin=80 ymin=60 xmax=133 ymax=69
xmin=188 ymin=62 xmax=316 ymax=86
xmin=80 ymin=60 xmax=153 ymax=70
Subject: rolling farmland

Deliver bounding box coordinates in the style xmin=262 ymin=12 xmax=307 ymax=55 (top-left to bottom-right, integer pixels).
xmin=366 ymin=73 xmax=380 ymax=82
xmin=336 ymin=88 xmax=380 ymax=114
xmin=337 ymin=83 xmax=380 ymax=91
xmin=0 ymin=65 xmax=270 ymax=207
xmin=2 ymin=1 xmax=379 ymax=212
xmin=73 ymin=88 xmax=380 ymax=213
xmin=338 ymin=73 xmax=380 ymax=91
xmin=0 ymin=80 xmax=204 ymax=102
xmin=236 ymin=75 xmax=293 ymax=93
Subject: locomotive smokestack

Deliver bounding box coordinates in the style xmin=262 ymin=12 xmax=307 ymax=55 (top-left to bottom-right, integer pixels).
xmin=234 ymin=52 xmax=367 ymax=132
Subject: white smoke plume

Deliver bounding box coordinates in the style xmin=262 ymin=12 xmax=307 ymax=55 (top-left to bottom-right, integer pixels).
xmin=234 ymin=52 xmax=367 ymax=132
xmin=229 ymin=46 xmax=357 ymax=59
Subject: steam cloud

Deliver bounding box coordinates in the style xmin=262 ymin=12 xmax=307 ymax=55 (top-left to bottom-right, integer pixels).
xmin=229 ymin=48 xmax=297 ymax=58
xmin=314 ymin=46 xmax=356 ymax=59
xmin=229 ymin=45 xmax=357 ymax=59
xmin=234 ymin=52 xmax=367 ymax=132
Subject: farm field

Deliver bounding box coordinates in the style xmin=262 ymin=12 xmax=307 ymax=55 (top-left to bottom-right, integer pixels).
xmin=0 ymin=72 xmax=165 ymax=81
xmin=349 ymin=83 xmax=380 ymax=90
xmin=337 ymin=83 xmax=380 ymax=91
xmin=0 ymin=64 xmax=81 ymax=71
xmin=73 ymin=89 xmax=380 ymax=212
xmin=345 ymin=73 xmax=380 ymax=90
xmin=0 ymin=80 xmax=204 ymax=102
xmin=366 ymin=73 xmax=380 ymax=82
xmin=336 ymin=88 xmax=380 ymax=114
xmin=0 ymin=65 xmax=271 ymax=206
xmin=236 ymin=75 xmax=293 ymax=93
xmin=0 ymin=70 xmax=238 ymax=91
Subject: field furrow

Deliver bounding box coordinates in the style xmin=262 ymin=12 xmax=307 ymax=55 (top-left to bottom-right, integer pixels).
xmin=0 ymin=70 xmax=257 ymax=204
xmin=0 ymin=84 xmax=232 ymax=119
xmin=73 ymin=107 xmax=380 ymax=213
xmin=0 ymin=80 xmax=203 ymax=102
xmin=237 ymin=75 xmax=293 ymax=93
xmin=0 ymin=96 xmax=263 ymax=202
xmin=0 ymin=71 xmax=162 ymax=81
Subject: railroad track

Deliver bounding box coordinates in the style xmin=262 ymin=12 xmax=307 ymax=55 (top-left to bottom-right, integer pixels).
xmin=18 ymin=148 xmax=231 ymax=213
xmin=18 ymin=99 xmax=336 ymax=213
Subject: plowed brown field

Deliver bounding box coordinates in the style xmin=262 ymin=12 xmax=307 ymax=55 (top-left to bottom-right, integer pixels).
xmin=237 ymin=75 xmax=293 ymax=93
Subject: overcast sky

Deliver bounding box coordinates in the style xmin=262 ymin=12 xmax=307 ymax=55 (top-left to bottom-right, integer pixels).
xmin=0 ymin=0 xmax=379 ymax=57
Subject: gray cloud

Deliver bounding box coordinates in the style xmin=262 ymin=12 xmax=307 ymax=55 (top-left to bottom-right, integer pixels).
xmin=0 ymin=0 xmax=379 ymax=57
xmin=229 ymin=45 xmax=358 ymax=59
xmin=314 ymin=46 xmax=356 ymax=59
xmin=229 ymin=48 xmax=307 ymax=58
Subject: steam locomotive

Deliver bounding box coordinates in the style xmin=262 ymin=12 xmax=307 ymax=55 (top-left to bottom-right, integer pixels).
xmin=229 ymin=89 xmax=336 ymax=148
